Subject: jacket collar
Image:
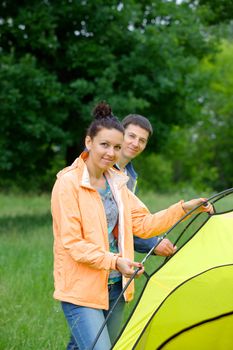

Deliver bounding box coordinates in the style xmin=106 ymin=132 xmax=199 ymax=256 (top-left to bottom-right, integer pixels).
xmin=106 ymin=167 xmax=129 ymax=190
xmin=56 ymin=153 xmax=84 ymax=178
xmin=57 ymin=151 xmax=129 ymax=190
xmin=81 ymin=152 xmax=129 ymax=189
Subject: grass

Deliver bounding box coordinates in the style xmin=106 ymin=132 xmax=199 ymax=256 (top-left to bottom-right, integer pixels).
xmin=0 ymin=189 xmax=232 ymax=349
xmin=0 ymin=193 xmax=68 ymax=349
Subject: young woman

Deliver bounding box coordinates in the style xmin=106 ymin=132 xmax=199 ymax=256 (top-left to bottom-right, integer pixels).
xmin=51 ymin=102 xmax=213 ymax=350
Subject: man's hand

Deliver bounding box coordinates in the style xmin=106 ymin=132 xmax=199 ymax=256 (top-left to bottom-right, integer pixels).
xmin=154 ymin=238 xmax=177 ymax=256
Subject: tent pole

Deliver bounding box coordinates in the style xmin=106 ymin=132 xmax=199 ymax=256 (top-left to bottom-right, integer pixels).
xmin=89 ymin=236 xmax=165 ymax=350
xmin=89 ymin=187 xmax=233 ymax=350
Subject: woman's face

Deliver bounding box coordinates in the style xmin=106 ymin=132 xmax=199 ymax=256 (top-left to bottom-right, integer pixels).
xmin=85 ymin=128 xmax=124 ymax=171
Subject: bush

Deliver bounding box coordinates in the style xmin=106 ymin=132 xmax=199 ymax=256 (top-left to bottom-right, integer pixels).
xmin=133 ymin=153 xmax=173 ymax=193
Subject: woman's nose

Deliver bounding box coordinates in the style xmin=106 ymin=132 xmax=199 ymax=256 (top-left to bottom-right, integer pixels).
xmin=107 ymin=147 xmax=115 ymax=157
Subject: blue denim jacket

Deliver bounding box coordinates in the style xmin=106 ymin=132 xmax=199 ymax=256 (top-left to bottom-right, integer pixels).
xmin=115 ymin=162 xmax=159 ymax=254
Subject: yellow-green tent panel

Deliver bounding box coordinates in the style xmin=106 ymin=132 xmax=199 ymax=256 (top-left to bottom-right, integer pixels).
xmin=135 ymin=266 xmax=233 ymax=349
xmin=113 ymin=213 xmax=233 ymax=350
xmin=158 ymin=312 xmax=233 ymax=350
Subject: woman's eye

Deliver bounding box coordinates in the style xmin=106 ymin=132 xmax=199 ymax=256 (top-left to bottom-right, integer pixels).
xmin=115 ymin=145 xmax=121 ymax=151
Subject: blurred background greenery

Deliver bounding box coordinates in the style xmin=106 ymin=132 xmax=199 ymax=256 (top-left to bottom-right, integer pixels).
xmin=1 ymin=2 xmax=233 ymax=347
xmin=0 ymin=0 xmax=232 ymax=193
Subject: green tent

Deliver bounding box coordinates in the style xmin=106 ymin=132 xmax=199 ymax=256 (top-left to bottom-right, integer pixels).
xmin=112 ymin=189 xmax=233 ymax=350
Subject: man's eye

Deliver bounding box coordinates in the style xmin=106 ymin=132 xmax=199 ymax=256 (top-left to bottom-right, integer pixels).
xmin=129 ymin=134 xmax=135 ymax=139
xmin=101 ymin=143 xmax=108 ymax=147
xmin=115 ymin=145 xmax=121 ymax=150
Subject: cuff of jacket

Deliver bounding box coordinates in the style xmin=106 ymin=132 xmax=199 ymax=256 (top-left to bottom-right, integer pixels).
xmin=110 ymin=254 xmax=119 ymax=270
xmin=179 ymin=200 xmax=187 ymax=215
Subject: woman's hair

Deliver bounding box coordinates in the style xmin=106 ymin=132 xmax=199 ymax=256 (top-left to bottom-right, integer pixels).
xmin=122 ymin=114 xmax=153 ymax=137
xmin=87 ymin=101 xmax=124 ymax=138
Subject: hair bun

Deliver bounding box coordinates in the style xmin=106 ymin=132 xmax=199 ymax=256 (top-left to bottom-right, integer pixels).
xmin=93 ymin=101 xmax=112 ymax=120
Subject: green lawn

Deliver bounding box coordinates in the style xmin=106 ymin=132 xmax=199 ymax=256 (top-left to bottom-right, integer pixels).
xmin=0 ymin=190 xmax=231 ymax=349
xmin=0 ymin=193 xmax=68 ymax=349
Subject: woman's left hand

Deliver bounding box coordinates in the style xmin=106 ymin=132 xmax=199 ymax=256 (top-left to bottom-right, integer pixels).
xmin=116 ymin=257 xmax=144 ymax=278
xmin=182 ymin=198 xmax=214 ymax=215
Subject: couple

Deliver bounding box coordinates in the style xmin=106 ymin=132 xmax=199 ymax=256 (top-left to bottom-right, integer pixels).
xmin=51 ymin=102 xmax=213 ymax=350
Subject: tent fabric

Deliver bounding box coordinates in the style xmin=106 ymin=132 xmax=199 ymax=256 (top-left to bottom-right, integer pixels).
xmin=157 ymin=311 xmax=233 ymax=350
xmin=113 ymin=212 xmax=233 ymax=350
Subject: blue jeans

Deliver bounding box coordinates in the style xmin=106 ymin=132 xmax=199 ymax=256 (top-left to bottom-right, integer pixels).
xmin=61 ymin=280 xmax=124 ymax=350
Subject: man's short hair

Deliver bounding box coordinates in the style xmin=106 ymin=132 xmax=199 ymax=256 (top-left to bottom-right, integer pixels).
xmin=122 ymin=114 xmax=153 ymax=137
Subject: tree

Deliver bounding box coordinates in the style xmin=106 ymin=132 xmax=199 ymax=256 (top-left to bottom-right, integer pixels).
xmin=163 ymin=40 xmax=233 ymax=191
xmin=0 ymin=53 xmax=67 ymax=189
xmin=200 ymin=40 xmax=233 ymax=190
xmin=0 ymin=0 xmax=218 ymax=189
xmin=192 ymin=0 xmax=233 ymax=25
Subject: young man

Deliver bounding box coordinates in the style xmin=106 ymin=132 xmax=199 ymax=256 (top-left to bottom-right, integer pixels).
xmin=117 ymin=114 xmax=176 ymax=256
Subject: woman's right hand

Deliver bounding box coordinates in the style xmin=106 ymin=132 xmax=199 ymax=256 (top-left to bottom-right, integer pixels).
xmin=182 ymin=198 xmax=214 ymax=214
xmin=116 ymin=257 xmax=144 ymax=278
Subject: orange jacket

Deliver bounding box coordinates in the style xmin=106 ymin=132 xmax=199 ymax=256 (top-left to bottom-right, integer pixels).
xmin=51 ymin=152 xmax=185 ymax=310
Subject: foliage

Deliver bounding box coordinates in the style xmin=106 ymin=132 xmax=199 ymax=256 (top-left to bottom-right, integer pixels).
xmin=194 ymin=0 xmax=233 ymax=25
xmin=164 ymin=125 xmax=219 ymax=192
xmin=163 ymin=40 xmax=233 ymax=191
xmin=0 ymin=53 xmax=67 ymax=190
xmin=0 ymin=0 xmax=219 ymax=189
xmin=199 ymin=40 xmax=233 ymax=190
xmin=134 ymin=152 xmax=173 ymax=192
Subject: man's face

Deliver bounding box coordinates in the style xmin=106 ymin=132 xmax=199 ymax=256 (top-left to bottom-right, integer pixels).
xmin=121 ymin=124 xmax=149 ymax=161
